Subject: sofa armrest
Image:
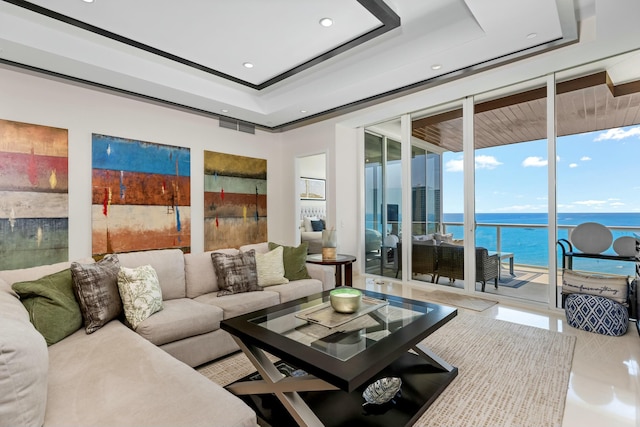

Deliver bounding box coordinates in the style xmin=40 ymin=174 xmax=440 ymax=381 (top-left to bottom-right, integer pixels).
xmin=306 ymin=263 xmax=336 ymax=291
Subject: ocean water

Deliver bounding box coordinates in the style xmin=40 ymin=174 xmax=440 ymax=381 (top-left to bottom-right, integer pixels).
xmin=442 ymin=213 xmax=640 ymax=276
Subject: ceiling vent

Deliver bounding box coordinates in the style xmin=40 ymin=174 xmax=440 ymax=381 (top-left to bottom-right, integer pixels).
xmin=219 ymin=117 xmax=255 ymax=134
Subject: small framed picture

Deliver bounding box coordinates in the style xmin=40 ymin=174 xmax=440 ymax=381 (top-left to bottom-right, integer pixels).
xmin=300 ymin=177 xmax=326 ymax=200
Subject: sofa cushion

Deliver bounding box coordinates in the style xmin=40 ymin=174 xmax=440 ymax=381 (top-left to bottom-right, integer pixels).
xmin=117 ymin=249 xmax=187 ymax=300
xmin=255 ymin=246 xmax=289 ymax=287
xmin=12 ymin=268 xmax=83 ymax=345
xmin=239 ymin=242 xmax=269 ymax=254
xmin=184 ymin=249 xmax=239 ymax=298
xmin=268 ymin=242 xmax=311 ymax=281
xmin=211 ymin=250 xmax=261 ymax=297
xmin=0 ymin=290 xmax=49 ymax=427
xmin=135 ymin=298 xmax=223 ymax=346
xmin=195 ymin=291 xmax=280 ymax=319
xmin=565 ymin=293 xmax=629 ymax=336
xmin=71 ymin=254 xmax=122 ymax=334
xmin=0 ymin=258 xmax=95 ymax=287
xmin=562 ymin=269 xmax=629 ymax=305
xmin=117 ymin=265 xmax=164 ymax=330
xmin=266 ymin=279 xmax=323 ymax=303
xmin=45 ymin=321 xmax=256 ymax=427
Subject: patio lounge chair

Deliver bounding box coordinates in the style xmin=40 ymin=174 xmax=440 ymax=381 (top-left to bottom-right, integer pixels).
xmin=395 ymin=241 xmax=438 ymax=281
xmin=435 ymin=244 xmax=499 ymax=291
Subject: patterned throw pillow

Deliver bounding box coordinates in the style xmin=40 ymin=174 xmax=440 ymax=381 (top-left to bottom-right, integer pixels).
xmin=71 ymin=254 xmax=122 ymax=334
xmin=211 ymin=250 xmax=262 ymax=296
xmin=255 ymin=246 xmax=289 ymax=287
xmin=565 ymin=293 xmax=629 ymax=336
xmin=117 ymin=265 xmax=163 ymax=329
xmin=12 ymin=268 xmax=83 ymax=346
xmin=268 ymin=242 xmax=311 ymax=281
xmin=562 ymin=269 xmax=629 ymax=305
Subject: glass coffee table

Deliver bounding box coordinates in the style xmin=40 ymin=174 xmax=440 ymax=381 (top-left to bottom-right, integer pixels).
xmin=221 ymin=290 xmax=458 ymax=427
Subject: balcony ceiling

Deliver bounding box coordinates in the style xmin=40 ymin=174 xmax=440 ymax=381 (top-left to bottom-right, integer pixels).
xmin=0 ymin=0 xmax=600 ymax=130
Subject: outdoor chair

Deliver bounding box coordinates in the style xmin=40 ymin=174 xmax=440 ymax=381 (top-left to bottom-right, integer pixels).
xmin=395 ymin=241 xmax=438 ymax=281
xmin=435 ymin=244 xmax=499 ymax=291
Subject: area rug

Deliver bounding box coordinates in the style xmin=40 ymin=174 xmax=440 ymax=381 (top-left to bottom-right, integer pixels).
xmin=197 ymin=313 xmax=575 ymax=427
xmin=499 ymin=270 xmax=543 ymax=288
xmin=416 ymin=289 xmax=498 ymax=312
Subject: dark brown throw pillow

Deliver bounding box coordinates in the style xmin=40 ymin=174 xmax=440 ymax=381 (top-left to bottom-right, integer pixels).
xmin=70 ymin=254 xmax=122 ymax=334
xmin=211 ymin=250 xmax=261 ymax=297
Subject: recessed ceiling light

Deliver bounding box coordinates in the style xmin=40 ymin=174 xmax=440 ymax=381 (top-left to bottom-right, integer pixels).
xmin=319 ymin=18 xmax=333 ymax=27
xmin=300 ymin=110 xmax=307 ymax=113
xmin=221 ymin=109 xmax=228 ymax=113
xmin=82 ymin=0 xmax=94 ymax=3
xmin=526 ymin=33 xmax=537 ymax=39
xmin=431 ymin=64 xmax=442 ymax=70
xmin=243 ymin=62 xmax=254 ymax=69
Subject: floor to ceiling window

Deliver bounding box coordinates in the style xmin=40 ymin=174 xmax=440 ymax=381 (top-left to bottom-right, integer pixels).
xmin=362 ymin=49 xmax=640 ymax=310
xmin=472 ymin=77 xmax=549 ymax=303
xmin=364 ymin=125 xmax=402 ymax=279
xmin=554 ymin=52 xmax=640 ymax=307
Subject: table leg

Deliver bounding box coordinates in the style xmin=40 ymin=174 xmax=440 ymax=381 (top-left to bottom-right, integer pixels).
xmin=227 ymin=337 xmax=338 ymax=427
xmin=335 ymin=266 xmax=343 ymax=287
xmin=509 ymin=256 xmax=514 ymax=276
xmin=344 ymin=263 xmax=353 ymax=287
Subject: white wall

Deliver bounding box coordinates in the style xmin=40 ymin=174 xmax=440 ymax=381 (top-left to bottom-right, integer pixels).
xmin=0 ymin=66 xmax=284 ymax=259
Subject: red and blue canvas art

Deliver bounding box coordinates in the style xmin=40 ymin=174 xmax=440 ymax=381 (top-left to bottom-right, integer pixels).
xmin=92 ymin=134 xmax=191 ymax=255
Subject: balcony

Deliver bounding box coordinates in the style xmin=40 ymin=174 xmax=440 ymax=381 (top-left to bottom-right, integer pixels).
xmin=366 ymin=221 xmax=639 ymax=306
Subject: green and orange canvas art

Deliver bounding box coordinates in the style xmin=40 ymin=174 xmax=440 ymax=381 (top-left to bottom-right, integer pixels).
xmin=204 ymin=151 xmax=267 ymax=250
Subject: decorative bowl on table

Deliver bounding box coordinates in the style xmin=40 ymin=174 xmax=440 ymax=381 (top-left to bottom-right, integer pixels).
xmin=329 ymin=288 xmax=362 ymax=313
xmin=362 ymin=377 xmax=402 ymax=407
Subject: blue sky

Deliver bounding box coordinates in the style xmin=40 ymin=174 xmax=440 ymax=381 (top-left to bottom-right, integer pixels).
xmin=442 ymin=124 xmax=640 ymax=213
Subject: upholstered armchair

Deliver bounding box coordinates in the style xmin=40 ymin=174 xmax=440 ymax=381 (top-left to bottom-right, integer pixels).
xmin=395 ymin=242 xmax=438 ymax=281
xmin=435 ymin=245 xmax=499 ymax=291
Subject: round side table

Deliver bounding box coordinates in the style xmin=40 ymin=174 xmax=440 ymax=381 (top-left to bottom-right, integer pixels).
xmin=305 ymin=254 xmax=356 ymax=287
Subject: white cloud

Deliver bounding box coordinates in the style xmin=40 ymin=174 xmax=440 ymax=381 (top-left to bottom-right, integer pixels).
xmin=522 ymin=156 xmax=547 ymax=167
xmin=446 ymin=155 xmax=503 ymax=172
xmin=580 ymin=156 xmax=591 ymax=161
xmin=475 ymin=155 xmax=502 ymax=170
xmin=594 ymin=126 xmax=640 ymax=141
xmin=609 ymin=201 xmax=625 ymax=207
xmin=569 ymin=163 xmax=578 ymax=168
xmin=445 ymin=158 xmax=464 ymax=172
xmin=573 ymin=199 xmax=607 ymax=206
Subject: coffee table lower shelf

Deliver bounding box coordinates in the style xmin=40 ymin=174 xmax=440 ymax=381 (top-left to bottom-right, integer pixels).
xmin=228 ymin=352 xmax=458 ymax=427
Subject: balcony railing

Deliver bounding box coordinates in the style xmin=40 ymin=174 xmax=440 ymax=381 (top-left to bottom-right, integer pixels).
xmin=439 ymin=221 xmax=639 ymax=276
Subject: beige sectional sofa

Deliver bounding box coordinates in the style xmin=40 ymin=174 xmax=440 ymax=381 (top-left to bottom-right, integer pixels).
xmin=0 ymin=242 xmax=335 ymax=427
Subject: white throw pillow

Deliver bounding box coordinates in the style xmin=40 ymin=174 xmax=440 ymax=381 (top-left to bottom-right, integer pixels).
xmin=303 ymin=216 xmax=319 ymax=232
xmin=562 ymin=269 xmax=629 ymax=305
xmin=255 ymin=246 xmax=289 ymax=287
xmin=117 ymin=265 xmax=164 ymax=329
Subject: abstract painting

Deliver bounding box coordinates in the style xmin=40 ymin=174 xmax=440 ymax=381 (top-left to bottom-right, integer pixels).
xmin=0 ymin=118 xmax=69 ymax=269
xmin=204 ymin=151 xmax=266 ymax=250
xmin=92 ymin=134 xmax=190 ymax=256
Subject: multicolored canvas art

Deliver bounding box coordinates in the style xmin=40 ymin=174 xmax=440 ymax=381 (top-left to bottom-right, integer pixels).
xmin=204 ymin=151 xmax=267 ymax=250
xmin=0 ymin=118 xmax=69 ymax=269
xmin=92 ymin=134 xmax=191 ymax=256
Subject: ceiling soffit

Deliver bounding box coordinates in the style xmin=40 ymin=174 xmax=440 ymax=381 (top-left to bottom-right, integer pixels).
xmin=6 ymin=0 xmax=400 ymax=90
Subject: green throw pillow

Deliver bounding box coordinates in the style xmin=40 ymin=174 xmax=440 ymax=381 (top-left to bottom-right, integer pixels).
xmin=12 ymin=269 xmax=83 ymax=346
xmin=268 ymin=242 xmax=311 ymax=281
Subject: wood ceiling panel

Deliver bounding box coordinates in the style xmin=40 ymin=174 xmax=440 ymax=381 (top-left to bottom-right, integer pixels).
xmin=412 ymin=74 xmax=640 ymax=152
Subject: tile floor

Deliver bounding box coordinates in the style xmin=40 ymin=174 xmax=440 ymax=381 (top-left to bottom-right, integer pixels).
xmin=353 ymin=275 xmax=640 ymax=427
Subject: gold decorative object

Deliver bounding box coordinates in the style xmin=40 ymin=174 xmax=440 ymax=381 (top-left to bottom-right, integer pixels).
xmin=322 ymin=228 xmax=337 ymax=260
